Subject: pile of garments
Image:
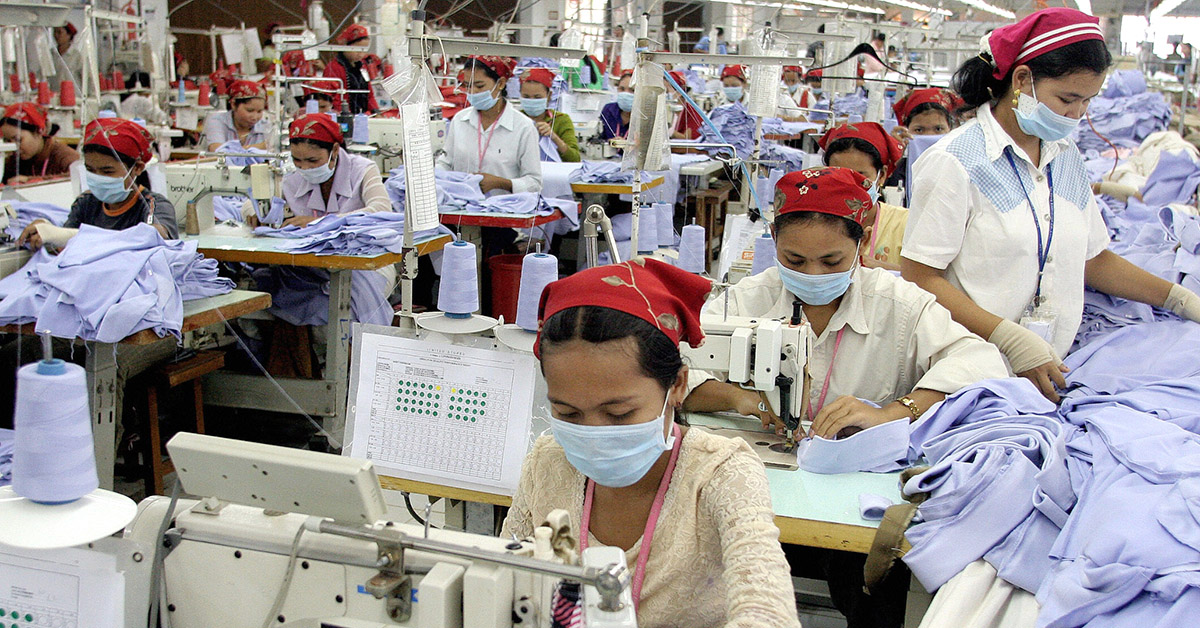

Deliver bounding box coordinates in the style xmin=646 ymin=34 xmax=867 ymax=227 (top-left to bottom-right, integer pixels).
xmin=0 ymin=428 xmax=11 ymax=487
xmin=698 ymin=102 xmax=757 ymax=159
xmin=566 ymin=160 xmax=651 ymax=185
xmin=0 ymin=224 xmax=234 ymax=342
xmin=831 ymin=91 xmax=870 ymax=119
xmin=902 ymin=321 xmax=1200 ymax=626
xmin=2 ymin=201 xmax=70 ymax=241
xmin=385 ymin=166 xmax=485 ymax=212
xmin=253 ymin=212 xmax=452 ymax=257
xmin=1071 ymin=73 xmax=1172 ymax=154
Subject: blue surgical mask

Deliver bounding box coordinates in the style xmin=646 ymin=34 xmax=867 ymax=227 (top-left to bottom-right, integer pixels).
xmin=467 ymin=88 xmax=499 ymax=112
xmin=86 ymin=171 xmax=134 ymax=204
xmin=867 ymin=182 xmax=881 ymax=205
xmin=298 ymin=152 xmax=336 ymax=185
xmin=723 ymin=86 xmax=744 ymax=102
xmin=776 ymin=258 xmax=857 ymax=306
xmin=521 ymin=97 xmax=548 ymax=117
xmin=787 ymin=82 xmax=800 ymax=94
xmin=1014 ymin=83 xmax=1080 ymax=142
xmin=812 ymin=88 xmax=824 ymax=96
xmin=549 ymin=393 xmax=674 ymax=488
xmin=616 ymin=91 xmax=635 ymax=112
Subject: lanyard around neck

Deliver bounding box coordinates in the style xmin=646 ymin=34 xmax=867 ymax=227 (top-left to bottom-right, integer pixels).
xmin=476 ymin=109 xmax=500 ymax=171
xmin=806 ymin=327 xmax=845 ymax=420
xmin=1005 ymin=150 xmax=1055 ymax=305
xmin=579 ymin=423 xmax=683 ymax=611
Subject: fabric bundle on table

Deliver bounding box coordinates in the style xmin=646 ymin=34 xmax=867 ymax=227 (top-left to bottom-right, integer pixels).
xmin=567 ymin=160 xmax=643 ymax=184
xmin=252 ymin=212 xmax=452 ymax=257
xmin=2 ymin=201 xmax=70 ymax=241
xmin=214 ymin=140 xmax=270 ymax=166
xmin=1071 ymin=91 xmax=1172 ymax=154
xmin=699 ymin=102 xmax=757 ymax=160
xmin=385 ymin=166 xmax=486 ymax=212
xmin=0 ymin=224 xmax=234 ymax=342
xmin=0 ymin=427 xmax=12 ymax=487
xmin=831 ymin=91 xmax=870 ymax=118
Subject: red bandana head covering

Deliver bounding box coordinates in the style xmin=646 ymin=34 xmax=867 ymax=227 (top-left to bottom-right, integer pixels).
xmin=775 ymin=167 xmax=874 ymax=225
xmin=721 ymin=65 xmax=746 ymax=81
xmin=521 ymin=68 xmax=556 ymax=90
xmin=667 ymin=70 xmax=687 ymax=88
xmin=228 ymin=80 xmax=265 ymax=101
xmin=818 ymin=122 xmax=904 ymax=178
xmin=983 ymin=8 xmax=1103 ymax=80
xmin=282 ymin=50 xmax=308 ymax=70
xmin=783 ymin=65 xmax=804 ymax=76
xmin=534 ymin=258 xmax=711 ymax=358
xmin=891 ymin=88 xmax=963 ymax=125
xmin=336 ymin=23 xmax=370 ymax=45
xmin=466 ymin=56 xmax=516 ymax=81
xmin=303 ymin=80 xmax=339 ymax=97
xmin=2 ymin=102 xmax=48 ymax=135
xmin=805 ymin=69 xmax=823 ymax=81
xmin=289 ymin=113 xmax=343 ymax=145
xmin=83 ymin=117 xmax=154 ymax=164
xmin=63 ymin=23 xmax=77 ymax=38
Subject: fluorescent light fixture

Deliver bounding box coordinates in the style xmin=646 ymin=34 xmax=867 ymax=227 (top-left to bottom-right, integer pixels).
xmin=954 ymin=0 xmax=1016 ymax=19
xmin=881 ymin=0 xmax=954 ymax=16
xmin=1151 ymin=0 xmax=1186 ymax=18
xmin=708 ymin=0 xmax=884 ymax=14
xmin=1075 ymin=0 xmax=1093 ymax=14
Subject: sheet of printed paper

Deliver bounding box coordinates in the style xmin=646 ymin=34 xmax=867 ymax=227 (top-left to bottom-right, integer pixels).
xmin=348 ymin=333 xmax=536 ymax=495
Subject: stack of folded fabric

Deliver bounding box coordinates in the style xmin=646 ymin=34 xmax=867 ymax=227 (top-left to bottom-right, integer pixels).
xmin=386 ymin=166 xmax=486 ymax=212
xmin=566 ymin=160 xmax=652 ymax=184
xmin=2 ymin=201 xmax=70 ymax=241
xmin=253 ymin=212 xmax=452 ymax=256
xmin=0 ymin=224 xmax=234 ymax=342
xmin=1072 ymin=90 xmax=1172 ymax=154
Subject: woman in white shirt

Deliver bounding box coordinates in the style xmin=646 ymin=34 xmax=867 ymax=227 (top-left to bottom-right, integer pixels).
xmin=900 ymin=8 xmax=1200 ymax=402
xmin=435 ymin=55 xmax=541 ymax=196
xmin=720 ymin=65 xmax=747 ymax=105
xmin=201 ymin=80 xmax=272 ymax=151
xmin=503 ymin=258 xmax=800 ymax=628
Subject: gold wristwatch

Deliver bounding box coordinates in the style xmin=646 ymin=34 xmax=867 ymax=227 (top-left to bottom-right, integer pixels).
xmin=898 ymin=396 xmax=922 ymax=421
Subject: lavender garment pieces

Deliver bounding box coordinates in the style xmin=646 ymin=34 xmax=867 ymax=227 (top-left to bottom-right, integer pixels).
xmin=212 ymin=196 xmax=245 ymax=223
xmin=796 ymin=416 xmax=910 ymax=474
xmin=215 ymin=140 xmax=270 ymax=166
xmin=385 ymin=166 xmax=485 ymax=212
xmin=1139 ymin=150 xmax=1200 ymax=208
xmin=1071 ymin=91 xmax=1172 ymax=154
xmin=566 ymin=161 xmax=651 ymax=184
xmin=0 ymin=224 xmax=233 ymax=342
xmin=249 ymin=266 xmax=393 ymax=326
xmin=859 ymin=493 xmax=895 ymax=520
xmin=253 ymin=212 xmax=452 ymax=256
xmin=0 ymin=427 xmax=12 ymax=487
xmin=538 ymin=135 xmax=562 ymax=163
xmin=1102 ymin=70 xmax=1148 ymax=98
xmin=2 ymin=201 xmax=70 ymax=241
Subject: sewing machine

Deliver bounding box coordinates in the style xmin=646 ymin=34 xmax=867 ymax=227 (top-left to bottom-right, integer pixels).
xmin=163 ymin=156 xmax=284 ymax=231
xmin=367 ymin=116 xmax=446 ymax=173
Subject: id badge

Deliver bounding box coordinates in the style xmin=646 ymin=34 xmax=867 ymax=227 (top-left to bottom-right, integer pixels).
xmin=1020 ymin=304 xmax=1057 ymax=344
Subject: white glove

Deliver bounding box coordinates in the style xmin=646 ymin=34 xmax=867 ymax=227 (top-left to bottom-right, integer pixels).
xmin=1091 ymin=181 xmax=1143 ymax=202
xmin=1165 ymin=284 xmax=1200 ymax=323
xmin=988 ymin=319 xmax=1061 ymax=374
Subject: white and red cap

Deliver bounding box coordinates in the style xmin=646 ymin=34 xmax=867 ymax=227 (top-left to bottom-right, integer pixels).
xmin=981 ymin=8 xmax=1104 ymax=80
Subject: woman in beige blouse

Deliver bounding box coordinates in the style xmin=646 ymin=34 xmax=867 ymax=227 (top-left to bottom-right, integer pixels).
xmin=501 ymin=258 xmax=800 ymax=628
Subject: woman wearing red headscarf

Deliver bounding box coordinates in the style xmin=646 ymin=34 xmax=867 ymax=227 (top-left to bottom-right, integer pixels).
xmin=902 ymin=8 xmax=1200 ymax=402
xmin=18 ymin=117 xmax=176 ymax=249
xmin=1 ymin=103 xmax=79 ymax=185
xmin=322 ymin=23 xmax=378 ymax=114
xmin=504 ymin=258 xmax=801 ymax=628
xmin=719 ymin=64 xmax=747 ymax=105
xmin=889 ymin=87 xmax=963 ymax=143
xmin=518 ymin=68 xmax=580 ymax=162
xmin=818 ymin=122 xmax=907 ymax=269
xmin=201 ymin=79 xmax=271 ymax=151
xmin=666 ymin=70 xmax=703 ymax=141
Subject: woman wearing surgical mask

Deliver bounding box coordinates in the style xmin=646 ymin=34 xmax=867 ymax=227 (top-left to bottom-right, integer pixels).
xmin=682 ymin=168 xmax=1006 ymax=628
xmin=666 ymin=70 xmax=703 ymax=141
xmin=518 ymin=68 xmax=580 ymax=162
xmin=775 ymin=66 xmax=808 ymax=122
xmin=719 ymin=64 xmax=747 ymax=105
xmin=436 ymin=56 xmax=542 ymax=195
xmin=901 ymin=8 xmax=1200 ymax=402
xmin=19 ymin=117 xmax=177 ymax=250
xmin=599 ymin=70 xmax=635 ymax=141
xmin=818 ymin=122 xmax=906 ymax=270
xmin=202 ymin=79 xmax=272 ymax=152
xmin=503 ymin=259 xmax=801 ymax=628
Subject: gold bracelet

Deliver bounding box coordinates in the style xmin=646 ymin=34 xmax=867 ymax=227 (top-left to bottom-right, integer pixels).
xmin=898 ymin=396 xmax=922 ymax=421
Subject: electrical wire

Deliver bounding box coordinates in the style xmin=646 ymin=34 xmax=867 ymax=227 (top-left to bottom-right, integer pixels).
xmin=147 ymin=478 xmax=181 ymax=627
xmin=292 ymin=0 xmax=367 ymax=52
xmin=1084 ymin=111 xmax=1123 ymax=179
xmin=261 ymin=524 xmax=307 ymax=628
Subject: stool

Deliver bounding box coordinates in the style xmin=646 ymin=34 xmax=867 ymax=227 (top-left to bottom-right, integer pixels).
xmin=689 ymin=181 xmax=733 ymax=265
xmin=140 ymin=350 xmax=225 ymax=495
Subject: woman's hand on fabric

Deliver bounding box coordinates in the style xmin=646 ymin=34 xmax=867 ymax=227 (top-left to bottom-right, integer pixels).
xmin=477 ymin=173 xmax=510 ymax=194
xmin=732 ymin=388 xmax=783 ymax=434
xmin=16 ymin=219 xmax=47 ymax=250
xmin=1017 ymin=362 xmax=1069 ymax=403
xmin=282 ymin=215 xmax=320 ymax=228
xmin=534 ymin=121 xmax=554 ymax=137
xmin=809 ymin=395 xmax=902 ymax=439
xmin=890 ymin=126 xmax=912 ymax=146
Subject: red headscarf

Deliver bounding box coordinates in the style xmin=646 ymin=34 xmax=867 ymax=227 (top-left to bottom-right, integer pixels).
xmin=521 ymin=68 xmax=556 ymax=91
xmin=282 ymin=50 xmax=308 ymax=70
xmin=983 ymin=8 xmax=1103 ymax=80
xmin=721 ymin=65 xmax=746 ymax=81
xmin=534 ymin=258 xmax=710 ymax=358
xmin=228 ymin=80 xmax=265 ymax=101
xmin=465 ymin=56 xmax=516 ymax=81
xmin=891 ymin=88 xmax=963 ymax=125
xmin=667 ymin=70 xmax=687 ymax=88
xmin=818 ymin=122 xmax=904 ymax=178
xmin=83 ymin=118 xmax=154 ymax=164
xmin=2 ymin=103 xmax=49 ymax=135
xmin=783 ymin=66 xmax=804 ymax=76
xmin=63 ymin=23 xmax=77 ymax=38
xmin=336 ymin=23 xmax=370 ymax=45
xmin=775 ymin=167 xmax=875 ymax=225
xmin=289 ymin=113 xmax=343 ymax=146
xmin=303 ymin=80 xmax=340 ymax=97
xmin=805 ymin=69 xmax=823 ymax=81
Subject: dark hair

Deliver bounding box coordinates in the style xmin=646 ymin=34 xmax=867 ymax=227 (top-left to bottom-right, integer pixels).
xmin=549 ymin=32 xmax=561 ymax=47
xmin=463 ymin=59 xmax=502 ymax=83
xmin=0 ymin=118 xmax=60 ymax=137
xmin=873 ymin=32 xmax=885 ymax=43
xmin=775 ymin=211 xmax=864 ymax=242
xmin=904 ymin=102 xmax=953 ymax=127
xmin=822 ymin=137 xmax=884 ymax=175
xmin=81 ymin=144 xmax=153 ymax=188
xmin=291 ymin=136 xmax=342 ymax=151
xmin=716 ymin=27 xmax=725 ymax=36
xmin=539 ymin=306 xmax=683 ymax=391
xmin=229 ymin=95 xmax=266 ymax=111
xmin=125 ymin=71 xmax=151 ymax=91
xmin=953 ymin=39 xmax=1112 ymax=109
xmin=306 ymin=92 xmax=333 ymax=104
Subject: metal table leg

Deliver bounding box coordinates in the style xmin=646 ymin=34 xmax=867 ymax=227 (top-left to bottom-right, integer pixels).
xmin=324 ymin=269 xmax=353 ymax=449
xmin=86 ymin=343 xmax=118 ymax=490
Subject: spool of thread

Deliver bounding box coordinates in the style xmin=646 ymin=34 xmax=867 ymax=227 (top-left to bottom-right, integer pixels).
xmin=99 ymin=76 xmax=110 ymax=91
xmin=352 ymin=113 xmax=370 ymax=143
xmin=437 ymin=240 xmax=480 ymax=317
xmin=12 ymin=360 xmax=99 ymax=504
xmin=637 ymin=206 xmax=659 ymax=253
xmin=9 ymin=74 xmax=20 ymax=92
xmin=112 ymin=70 xmax=124 ymax=90
xmin=516 ymin=253 xmax=558 ymax=331
xmin=177 ymin=81 xmax=186 ymax=103
xmin=59 ymin=80 xmax=76 ymax=106
xmin=214 ymin=80 xmax=227 ymax=96
xmin=132 ymin=117 xmax=147 ymax=128
xmin=652 ymin=202 xmax=674 ymax=247
xmin=751 ymin=233 xmax=776 ymax=276
xmin=97 ymin=110 xmax=117 ymax=119
xmin=305 ymin=98 xmax=319 ymax=114
xmin=198 ymin=83 xmax=211 ymax=107
xmin=326 ymin=112 xmax=338 ymax=124
xmin=37 ymin=82 xmax=51 ymax=105
xmin=678 ymin=224 xmax=706 ymax=273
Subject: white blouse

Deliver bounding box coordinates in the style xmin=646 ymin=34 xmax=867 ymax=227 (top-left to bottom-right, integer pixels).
xmin=435 ymin=101 xmax=542 ymax=195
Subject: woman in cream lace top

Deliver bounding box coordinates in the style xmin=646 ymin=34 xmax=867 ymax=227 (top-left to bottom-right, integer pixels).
xmin=501 ymin=258 xmax=800 ymax=628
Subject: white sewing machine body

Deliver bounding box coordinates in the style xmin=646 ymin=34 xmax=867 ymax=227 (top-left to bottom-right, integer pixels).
xmin=367 ymin=117 xmax=446 ymax=173
xmin=163 ymin=159 xmax=281 ymax=229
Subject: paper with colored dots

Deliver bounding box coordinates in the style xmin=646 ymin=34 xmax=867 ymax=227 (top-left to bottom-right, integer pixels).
xmin=347 ymin=332 xmax=536 ymax=495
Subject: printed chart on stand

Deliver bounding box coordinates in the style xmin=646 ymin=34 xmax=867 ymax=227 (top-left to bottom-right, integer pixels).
xmin=348 ymin=332 xmax=536 ymax=495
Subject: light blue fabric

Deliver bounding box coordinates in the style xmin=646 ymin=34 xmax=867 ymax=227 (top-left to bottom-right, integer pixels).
xmin=859 ymin=493 xmax=894 ymax=520
xmin=0 ymin=224 xmax=233 ymax=342
xmin=214 ymin=140 xmax=270 ymax=166
xmin=249 ymin=266 xmax=393 ymax=326
xmin=538 ymin=134 xmax=561 ymax=163
xmin=1071 ymin=91 xmax=1172 ymax=154
xmin=796 ymin=416 xmax=909 ymax=474
xmin=1139 ymin=150 xmax=1200 ymax=208
xmin=386 ymin=166 xmax=485 ymax=212
xmin=252 ymin=211 xmax=452 ymax=257
xmin=2 ymin=201 xmax=70 ymax=241
xmin=0 ymin=427 xmax=12 ymax=487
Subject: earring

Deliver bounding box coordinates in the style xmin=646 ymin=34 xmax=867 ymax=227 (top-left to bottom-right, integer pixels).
xmin=1012 ymin=89 xmax=1020 ymax=107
